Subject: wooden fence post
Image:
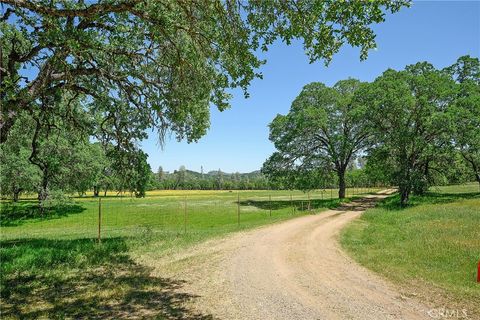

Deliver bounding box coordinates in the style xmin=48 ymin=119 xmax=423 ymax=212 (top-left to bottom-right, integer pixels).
xmin=237 ymin=193 xmax=240 ymax=226
xmin=290 ymin=194 xmax=294 ymax=214
xmin=98 ymin=197 xmax=102 ymax=243
xmin=184 ymin=196 xmax=187 ymax=234
xmin=308 ymin=192 xmax=311 ymax=212
xmin=269 ymin=195 xmax=272 ymax=217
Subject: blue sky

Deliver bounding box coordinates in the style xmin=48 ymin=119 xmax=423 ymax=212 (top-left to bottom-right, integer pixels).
xmin=143 ymin=1 xmax=480 ymax=173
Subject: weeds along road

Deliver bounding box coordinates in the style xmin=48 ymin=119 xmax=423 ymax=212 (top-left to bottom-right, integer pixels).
xmin=148 ymin=190 xmax=432 ymax=320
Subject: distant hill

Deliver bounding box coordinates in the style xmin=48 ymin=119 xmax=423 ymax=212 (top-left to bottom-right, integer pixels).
xmin=204 ymin=170 xmax=262 ymax=177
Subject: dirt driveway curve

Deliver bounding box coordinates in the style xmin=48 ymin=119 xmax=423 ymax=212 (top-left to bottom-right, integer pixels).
xmin=152 ymin=190 xmax=432 ymax=320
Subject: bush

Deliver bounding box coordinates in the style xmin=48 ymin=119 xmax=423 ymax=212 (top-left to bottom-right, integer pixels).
xmin=40 ymin=189 xmax=73 ymax=210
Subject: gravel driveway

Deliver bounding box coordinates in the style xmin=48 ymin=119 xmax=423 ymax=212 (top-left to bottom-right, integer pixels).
xmin=148 ymin=191 xmax=432 ymax=320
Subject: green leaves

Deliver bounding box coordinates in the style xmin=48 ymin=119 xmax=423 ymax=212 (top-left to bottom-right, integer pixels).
xmin=1 ymin=0 xmax=410 ymax=146
xmin=445 ymin=56 xmax=480 ymax=186
xmin=359 ymin=60 xmax=468 ymax=204
xmin=264 ymin=56 xmax=479 ymax=202
xmin=246 ymin=0 xmax=410 ymax=64
xmin=263 ymin=79 xmax=370 ymax=194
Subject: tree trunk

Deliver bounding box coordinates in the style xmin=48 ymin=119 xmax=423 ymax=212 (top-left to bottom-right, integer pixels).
xmin=38 ymin=171 xmax=49 ymax=215
xmin=399 ymin=185 xmax=410 ymax=206
xmin=38 ymin=172 xmax=49 ymax=202
xmin=461 ymin=153 xmax=480 ymax=191
xmin=104 ymin=189 xmax=107 ymax=197
xmin=338 ymin=170 xmax=346 ymax=199
xmin=13 ymin=189 xmax=20 ymax=202
xmin=93 ymin=185 xmax=99 ymax=197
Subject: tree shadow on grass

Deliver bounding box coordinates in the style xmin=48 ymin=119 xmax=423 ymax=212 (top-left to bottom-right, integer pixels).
xmin=239 ymin=197 xmax=345 ymax=212
xmin=0 ymin=237 xmax=214 ymax=319
xmin=0 ymin=201 xmax=85 ymax=227
xmin=335 ymin=196 xmax=385 ymax=212
xmin=377 ymin=191 xmax=480 ymax=211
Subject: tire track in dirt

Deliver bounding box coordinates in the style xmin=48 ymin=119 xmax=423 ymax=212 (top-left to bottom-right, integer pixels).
xmin=151 ymin=191 xmax=432 ymax=319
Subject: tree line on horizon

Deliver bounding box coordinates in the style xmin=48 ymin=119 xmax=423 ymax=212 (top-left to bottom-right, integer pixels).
xmin=152 ymin=167 xmax=267 ymax=190
xmin=150 ymin=164 xmax=396 ymax=191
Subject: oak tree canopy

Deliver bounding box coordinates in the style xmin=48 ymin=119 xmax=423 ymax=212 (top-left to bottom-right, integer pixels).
xmin=0 ymin=0 xmax=409 ymax=146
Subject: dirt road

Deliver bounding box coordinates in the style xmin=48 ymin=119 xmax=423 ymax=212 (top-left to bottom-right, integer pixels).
xmin=151 ymin=191 xmax=432 ymax=319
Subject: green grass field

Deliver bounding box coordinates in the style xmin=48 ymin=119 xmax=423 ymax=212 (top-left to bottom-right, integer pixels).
xmin=1 ymin=187 xmax=376 ymax=241
xmin=341 ymin=183 xmax=480 ymax=315
xmin=0 ymin=187 xmax=376 ymax=319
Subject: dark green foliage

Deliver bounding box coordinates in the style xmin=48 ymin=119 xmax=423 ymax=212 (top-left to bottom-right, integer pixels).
xmin=1 ymin=0 xmax=409 ymax=147
xmin=262 ymin=56 xmax=479 ymax=203
xmin=0 ymin=114 xmax=40 ymax=202
xmin=359 ymin=62 xmax=458 ymax=205
xmin=132 ymin=150 xmax=151 ymax=197
xmin=445 ymin=56 xmax=480 ymax=187
xmin=151 ymin=168 xmax=271 ymax=190
xmin=262 ymin=79 xmax=371 ymax=197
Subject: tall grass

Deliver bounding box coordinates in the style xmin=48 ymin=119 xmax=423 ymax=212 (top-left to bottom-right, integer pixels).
xmin=341 ymin=183 xmax=480 ymax=316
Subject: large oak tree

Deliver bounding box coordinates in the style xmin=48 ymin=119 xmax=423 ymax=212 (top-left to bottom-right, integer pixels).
xmin=262 ymin=79 xmax=371 ymax=198
xmin=360 ymin=62 xmax=456 ymax=205
xmin=0 ymin=0 xmax=409 ymax=148
xmin=445 ymin=56 xmax=480 ymax=188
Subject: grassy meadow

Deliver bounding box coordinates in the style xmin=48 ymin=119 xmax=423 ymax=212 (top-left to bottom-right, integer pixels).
xmin=341 ymin=183 xmax=480 ymax=316
xmin=1 ymin=187 xmax=376 ymax=241
xmin=0 ymin=187 xmax=376 ymax=319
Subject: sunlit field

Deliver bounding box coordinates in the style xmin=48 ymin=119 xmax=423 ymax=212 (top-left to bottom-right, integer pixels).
xmin=1 ymin=187 xmax=379 ymax=242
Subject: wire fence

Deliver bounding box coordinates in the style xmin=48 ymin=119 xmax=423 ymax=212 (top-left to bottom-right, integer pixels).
xmin=1 ymin=186 xmax=385 ymax=241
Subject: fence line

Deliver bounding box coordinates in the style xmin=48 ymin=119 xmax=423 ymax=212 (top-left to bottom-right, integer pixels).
xmin=1 ymin=186 xmax=387 ymax=241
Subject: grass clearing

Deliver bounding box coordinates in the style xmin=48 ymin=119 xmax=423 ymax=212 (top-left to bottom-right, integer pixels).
xmin=341 ymin=183 xmax=480 ymax=316
xmin=0 ymin=188 xmax=375 ymax=241
xmin=0 ymin=187 xmax=376 ymax=319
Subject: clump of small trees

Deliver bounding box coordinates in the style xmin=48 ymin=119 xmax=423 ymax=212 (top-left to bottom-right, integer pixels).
xmin=263 ymin=56 xmax=480 ymax=205
xmin=0 ymin=104 xmax=152 ymax=205
xmin=151 ymin=166 xmax=270 ymax=190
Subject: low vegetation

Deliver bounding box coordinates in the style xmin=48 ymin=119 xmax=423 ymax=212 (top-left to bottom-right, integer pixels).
xmin=341 ymin=183 xmax=480 ymax=315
